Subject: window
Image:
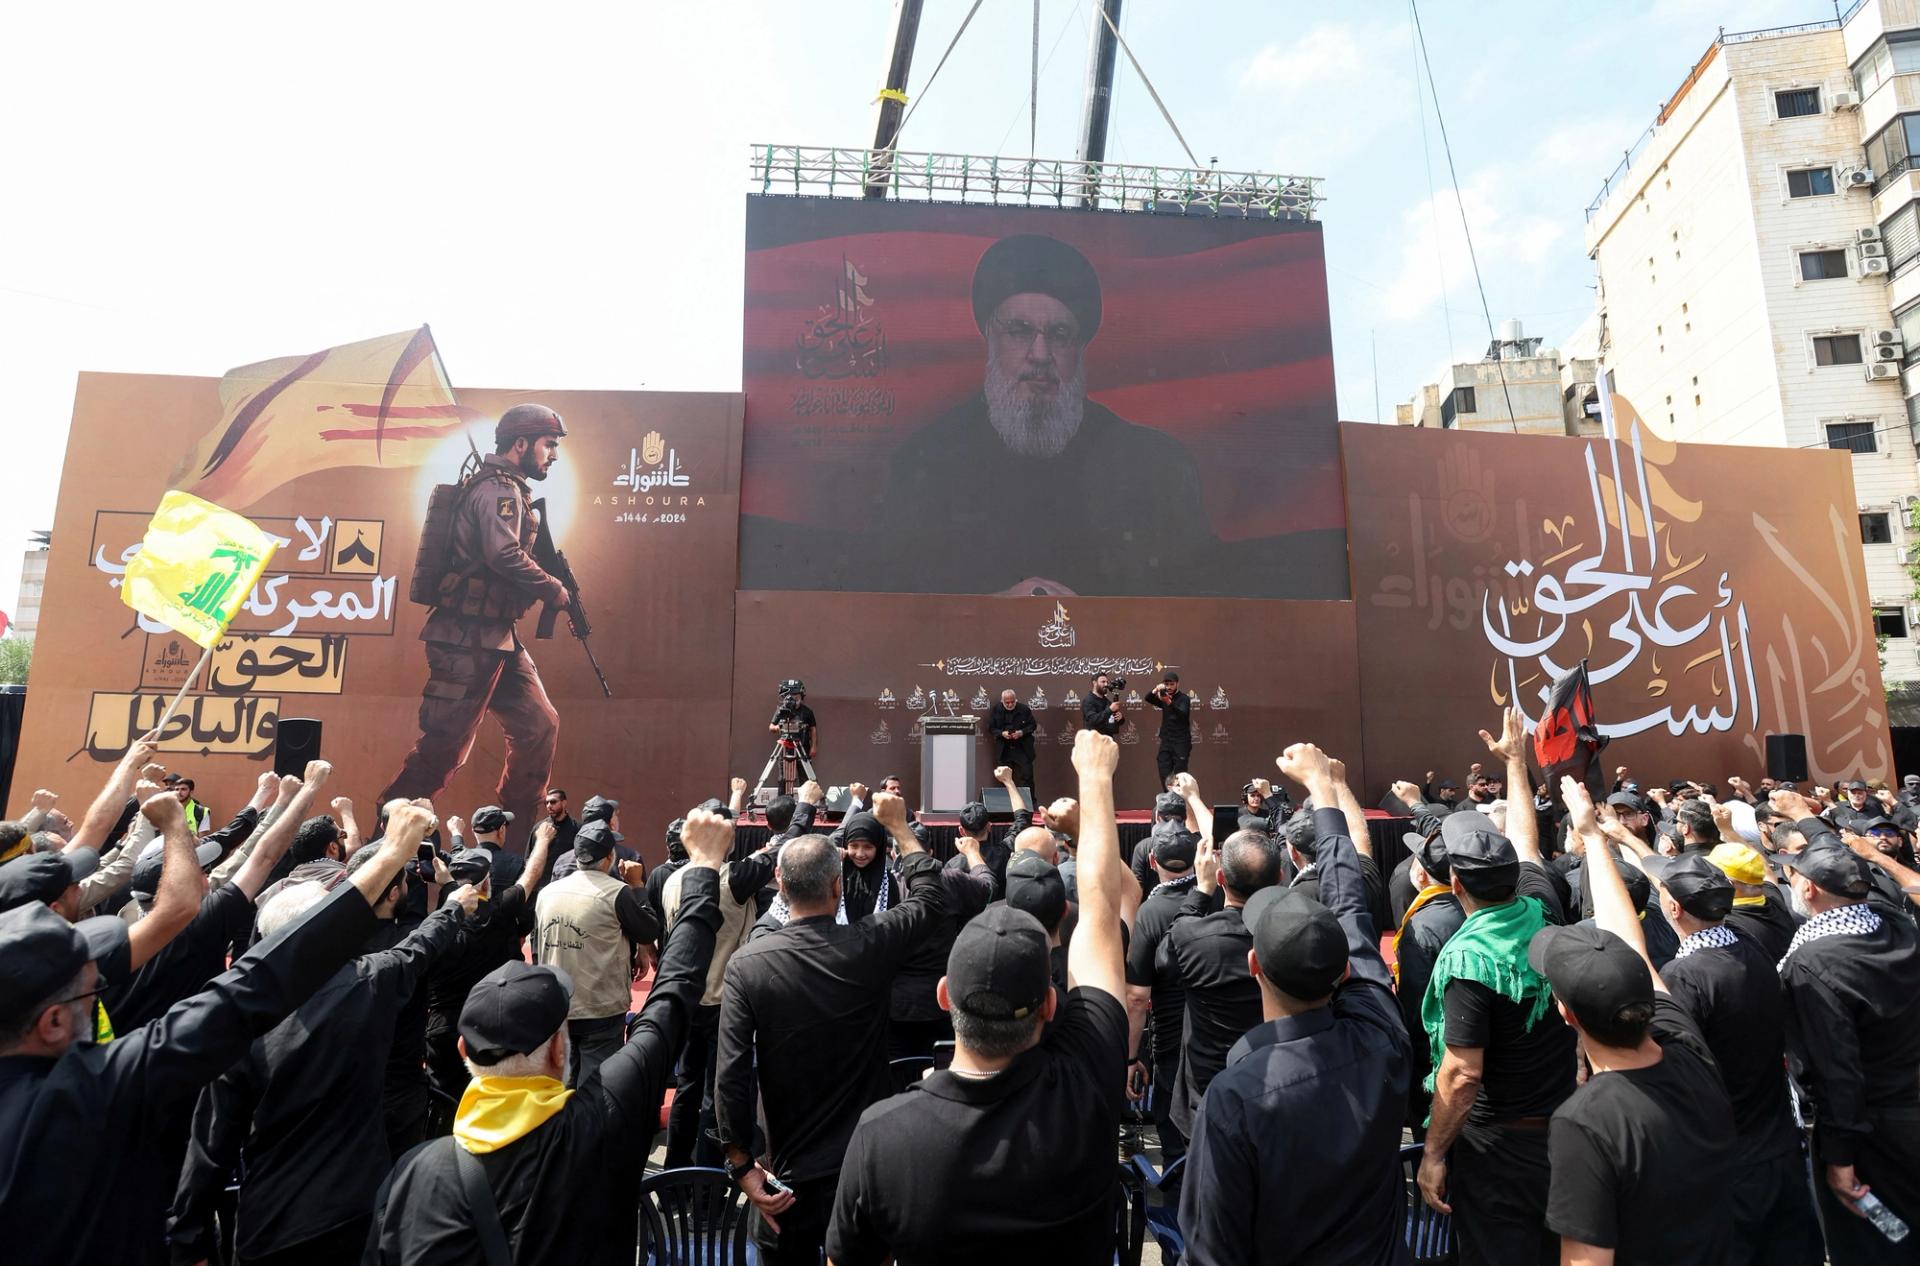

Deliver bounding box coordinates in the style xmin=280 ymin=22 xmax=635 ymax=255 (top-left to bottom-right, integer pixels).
xmin=1865 ymin=114 xmax=1920 ymax=183
xmin=1876 ymin=606 xmax=1910 ymax=639
xmin=1855 ymin=34 xmax=1920 ymax=98
xmin=1815 ymin=334 xmax=1866 ymax=366
xmin=1776 ymin=88 xmax=1821 ymax=118
xmin=1452 ymin=386 xmax=1477 ymax=414
xmin=1897 ymin=300 xmax=1920 ymax=362
xmin=1788 ymin=167 xmax=1837 ymax=197
xmin=1800 ymin=248 xmax=1850 ymax=280
xmin=1887 ymin=203 xmax=1920 ymax=274
xmin=1827 ymin=420 xmax=1879 ymax=452
xmin=1863 ymin=511 xmax=1895 ymax=544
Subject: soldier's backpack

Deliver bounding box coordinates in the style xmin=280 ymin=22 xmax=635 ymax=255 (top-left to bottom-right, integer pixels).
xmin=408 ymin=476 xmax=469 ymax=607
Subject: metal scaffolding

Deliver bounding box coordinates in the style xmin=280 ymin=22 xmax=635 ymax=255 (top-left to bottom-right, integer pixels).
xmin=749 ymin=144 xmax=1323 ymax=221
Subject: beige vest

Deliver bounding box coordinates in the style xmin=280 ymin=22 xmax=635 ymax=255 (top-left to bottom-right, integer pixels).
xmin=535 ymin=868 xmax=632 ymax=1020
xmin=662 ymin=861 xmax=755 ymax=1007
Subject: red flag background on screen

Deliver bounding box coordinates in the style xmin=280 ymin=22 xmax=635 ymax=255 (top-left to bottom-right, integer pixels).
xmin=1533 ymin=660 xmax=1608 ymax=790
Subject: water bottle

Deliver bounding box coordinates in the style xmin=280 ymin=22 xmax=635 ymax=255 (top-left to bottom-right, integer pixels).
xmin=1858 ymin=1192 xmax=1910 ymax=1243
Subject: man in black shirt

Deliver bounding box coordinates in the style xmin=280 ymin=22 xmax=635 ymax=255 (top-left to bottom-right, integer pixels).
xmin=367 ymin=808 xmax=732 ymax=1266
xmin=1418 ymin=708 xmax=1574 ymax=1266
xmin=468 ymin=804 xmax=524 ymax=890
xmin=988 ymin=689 xmax=1038 ymax=801
xmin=532 ymin=786 xmax=578 ymax=860
xmin=171 ymin=867 xmax=479 ymax=1263
xmin=1639 ymin=850 xmax=1822 ymax=1266
xmin=769 ymin=682 xmax=818 ymax=794
xmin=717 ymin=793 xmax=949 ymax=1265
xmin=1535 ymin=779 xmax=1736 ymax=1266
xmin=1181 ymin=744 xmax=1411 ymax=1266
xmin=1708 ymin=841 xmax=1800 ymax=963
xmin=1773 ymin=791 xmax=1920 ymax=1266
xmin=1398 ymin=821 xmax=1465 ymax=1137
xmin=0 ymin=791 xmax=434 ymax=1266
xmin=1145 ymin=671 xmax=1192 ymax=783
xmin=826 ymin=727 xmax=1134 ymax=1265
xmin=1126 ymin=827 xmax=1197 ymax=1169
xmin=1082 ymin=672 xmax=1124 ymax=737
xmin=424 ymin=822 xmax=555 ymax=1103
xmin=1163 ymin=826 xmax=1283 ymax=1140
xmin=1830 ymin=780 xmax=1878 ymax=835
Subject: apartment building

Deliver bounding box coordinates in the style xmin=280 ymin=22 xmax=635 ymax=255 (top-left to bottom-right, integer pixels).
xmin=1395 ymin=319 xmax=1602 ymax=435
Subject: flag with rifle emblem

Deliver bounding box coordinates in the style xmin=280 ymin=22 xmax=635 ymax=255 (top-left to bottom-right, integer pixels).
xmin=120 ymin=492 xmax=279 ymax=649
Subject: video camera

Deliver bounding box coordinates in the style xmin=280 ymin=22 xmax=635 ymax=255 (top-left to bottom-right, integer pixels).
xmin=1106 ymin=675 xmax=1127 ymax=695
xmin=773 ymin=679 xmax=807 ymax=731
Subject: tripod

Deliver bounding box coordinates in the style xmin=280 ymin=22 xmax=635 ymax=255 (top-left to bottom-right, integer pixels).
xmin=753 ymin=726 xmax=818 ymax=799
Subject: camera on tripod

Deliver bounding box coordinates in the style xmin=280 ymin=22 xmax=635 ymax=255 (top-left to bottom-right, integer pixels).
xmin=773 ymin=679 xmax=807 ymax=733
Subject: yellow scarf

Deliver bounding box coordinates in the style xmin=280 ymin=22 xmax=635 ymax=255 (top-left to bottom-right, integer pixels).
xmin=1393 ymin=885 xmax=1452 ymax=985
xmin=453 ymin=1076 xmax=574 ymax=1154
xmin=1733 ymin=894 xmax=1767 ymax=908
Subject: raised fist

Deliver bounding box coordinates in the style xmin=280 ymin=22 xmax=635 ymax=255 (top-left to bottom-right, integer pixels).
xmin=330 ymin=796 xmax=355 ymax=819
xmin=445 ymin=816 xmax=469 ymax=842
xmin=1171 ymin=772 xmax=1199 ymax=799
xmin=730 ymin=777 xmax=748 ymax=795
xmin=871 ymin=791 xmax=909 ymax=829
xmin=140 ymin=790 xmax=185 ymax=830
xmin=848 ymin=781 xmax=870 ymax=804
xmin=1072 ymin=729 xmax=1119 ymax=779
xmin=385 ymin=803 xmax=435 ymax=847
xmin=798 ymin=780 xmax=825 ymax=806
xmin=1276 ymin=743 xmax=1332 ymax=787
xmin=256 ymin=770 xmax=280 ymax=795
xmin=303 ymin=760 xmax=333 ymax=787
xmin=993 ymin=766 xmax=1013 ymax=784
xmin=29 ymin=789 xmax=58 ymax=812
xmin=683 ymin=807 xmax=734 ymax=867
xmin=278 ymin=775 xmax=302 ymax=798
xmin=448 ymin=884 xmax=482 ymax=916
xmin=535 ymin=818 xmax=558 ymax=844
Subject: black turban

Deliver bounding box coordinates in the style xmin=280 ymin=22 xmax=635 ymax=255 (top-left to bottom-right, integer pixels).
xmin=970 ymin=234 xmax=1102 ymax=341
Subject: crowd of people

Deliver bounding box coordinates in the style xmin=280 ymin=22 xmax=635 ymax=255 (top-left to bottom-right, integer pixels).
xmin=2 ymin=713 xmax=1918 ymax=1266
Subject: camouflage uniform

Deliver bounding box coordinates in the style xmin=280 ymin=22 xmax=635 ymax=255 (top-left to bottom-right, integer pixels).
xmin=382 ymin=452 xmax=565 ymax=827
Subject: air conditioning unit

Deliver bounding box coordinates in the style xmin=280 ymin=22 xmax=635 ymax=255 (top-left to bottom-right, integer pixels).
xmin=1859 ymin=225 xmax=1884 ymax=243
xmin=1873 ymin=328 xmax=1904 ymax=346
xmin=1868 ymin=361 xmax=1901 ymax=380
xmin=1844 ymin=166 xmax=1876 ymax=188
xmin=1833 ymin=89 xmax=1863 ymax=111
xmin=1862 ymin=239 xmax=1889 ymax=258
xmin=1876 ymin=344 xmax=1905 ymax=362
xmin=1863 ymin=254 xmax=1892 ymax=275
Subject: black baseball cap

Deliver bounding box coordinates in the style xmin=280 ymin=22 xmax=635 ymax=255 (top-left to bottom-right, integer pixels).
xmin=448 ymin=848 xmax=494 ymax=884
xmin=1440 ymin=811 xmax=1518 ymax=896
xmin=840 ymin=813 xmax=886 ymax=845
xmin=581 ymin=795 xmax=619 ymax=825
xmin=1640 ymin=853 xmax=1734 ymax=920
xmin=129 ymin=839 xmax=224 ymax=897
xmin=694 ymin=797 xmax=734 ymax=822
xmin=1402 ymin=817 xmax=1450 ymax=884
xmin=1152 ymin=829 xmax=1198 ymax=872
xmin=1528 ymin=922 xmax=1653 ymax=1030
xmin=1154 ymin=791 xmax=1187 ymax=820
xmin=0 ymin=904 xmax=127 ymax=1026
xmin=945 ymin=903 xmax=1053 ymax=1021
xmin=1844 ymin=780 xmax=1870 ymax=792
xmin=1005 ymin=850 xmax=1068 ymax=930
xmin=1592 ymin=857 xmax=1652 ymax=911
xmin=573 ymin=820 xmax=621 ymax=865
xmin=1244 ymin=885 xmax=1348 ymax=1000
xmin=1777 ymin=842 xmax=1873 ymax=898
xmin=459 ymin=959 xmax=574 ymax=1065
xmin=1862 ymin=814 xmax=1904 ymax=835
xmin=471 ymin=806 xmax=514 ymax=832
xmin=1605 ymin=791 xmax=1647 ymax=814
xmin=0 ymin=850 xmax=100 ymax=912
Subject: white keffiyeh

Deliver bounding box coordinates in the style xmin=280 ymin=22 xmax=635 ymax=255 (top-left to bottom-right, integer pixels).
xmin=1780 ymin=903 xmax=1882 ymax=969
xmin=1148 ymin=874 xmax=1198 ymax=903
xmin=1675 ymin=925 xmax=1738 ymax=960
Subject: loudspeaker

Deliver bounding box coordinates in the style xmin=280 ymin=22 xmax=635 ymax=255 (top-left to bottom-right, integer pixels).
xmin=1765 ymin=733 xmax=1809 ymax=783
xmin=979 ymin=785 xmax=1033 ymax=819
xmin=274 ymin=717 xmax=323 ymax=778
xmin=824 ymin=786 xmax=856 ymax=814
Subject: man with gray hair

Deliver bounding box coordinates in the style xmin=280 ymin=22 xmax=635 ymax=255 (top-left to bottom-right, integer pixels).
xmin=717 ymin=793 xmax=949 ymax=1265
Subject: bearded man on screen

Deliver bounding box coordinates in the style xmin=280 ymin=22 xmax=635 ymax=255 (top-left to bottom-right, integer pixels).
xmin=882 ymin=234 xmax=1212 ymax=597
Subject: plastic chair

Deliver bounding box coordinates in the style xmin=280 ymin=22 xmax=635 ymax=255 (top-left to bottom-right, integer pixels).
xmin=1115 ymin=1162 xmax=1146 ymax=1266
xmin=1129 ymin=1153 xmax=1185 ymax=1264
xmin=1400 ymin=1143 xmax=1456 ymax=1264
xmin=424 ymin=1085 xmax=460 ymax=1139
xmin=888 ymin=1055 xmax=933 ymax=1093
xmin=640 ymin=1166 xmax=752 ymax=1265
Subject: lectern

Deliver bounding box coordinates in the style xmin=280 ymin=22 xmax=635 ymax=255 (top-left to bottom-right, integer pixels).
xmin=918 ymin=715 xmax=978 ymax=815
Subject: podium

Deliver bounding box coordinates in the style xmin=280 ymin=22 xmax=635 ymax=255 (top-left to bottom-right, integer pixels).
xmin=918 ymin=715 xmax=978 ymax=815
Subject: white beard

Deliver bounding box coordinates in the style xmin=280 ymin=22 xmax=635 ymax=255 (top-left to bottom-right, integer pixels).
xmin=983 ymin=343 xmax=1086 ymax=459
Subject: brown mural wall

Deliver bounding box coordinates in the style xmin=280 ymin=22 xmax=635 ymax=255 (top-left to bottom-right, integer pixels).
xmin=1344 ymin=420 xmax=1893 ymax=799
xmin=12 ymin=374 xmax=743 ymax=845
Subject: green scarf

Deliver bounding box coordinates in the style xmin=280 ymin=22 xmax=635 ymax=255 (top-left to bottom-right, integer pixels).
xmin=1419 ymin=895 xmax=1553 ymax=1094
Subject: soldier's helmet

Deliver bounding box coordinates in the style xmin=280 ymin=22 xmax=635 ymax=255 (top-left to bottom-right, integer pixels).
xmin=495 ymin=404 xmax=567 ymax=446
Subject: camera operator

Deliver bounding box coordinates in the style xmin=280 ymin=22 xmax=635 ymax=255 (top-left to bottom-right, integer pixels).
xmin=1082 ymin=672 xmax=1125 ymax=739
xmin=1145 ymin=671 xmax=1192 ymax=783
xmin=767 ymin=680 xmax=818 ymax=794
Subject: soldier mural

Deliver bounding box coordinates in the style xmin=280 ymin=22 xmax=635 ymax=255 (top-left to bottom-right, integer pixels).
xmin=380 ymin=404 xmax=574 ymax=831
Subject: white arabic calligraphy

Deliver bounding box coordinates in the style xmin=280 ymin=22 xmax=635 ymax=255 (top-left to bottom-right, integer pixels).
xmin=614 ymin=448 xmax=691 ymax=492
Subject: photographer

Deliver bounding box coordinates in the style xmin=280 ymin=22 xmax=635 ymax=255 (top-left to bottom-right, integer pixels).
xmin=1082 ymin=672 xmax=1125 ymax=739
xmin=1146 ymin=670 xmax=1193 ymax=783
xmin=767 ymin=680 xmax=818 ymax=794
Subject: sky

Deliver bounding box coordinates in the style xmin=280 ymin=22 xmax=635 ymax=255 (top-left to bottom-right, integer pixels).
xmin=0 ymin=0 xmax=1826 ymax=619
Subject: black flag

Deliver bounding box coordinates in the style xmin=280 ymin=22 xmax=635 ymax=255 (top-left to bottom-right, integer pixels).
xmin=1533 ymin=660 xmax=1608 ymax=794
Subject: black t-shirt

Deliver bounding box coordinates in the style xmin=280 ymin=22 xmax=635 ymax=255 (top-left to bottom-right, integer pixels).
xmin=1546 ymin=996 xmax=1736 ymax=1263
xmin=1126 ymin=880 xmax=1195 ymax=1066
xmin=1724 ymin=890 xmax=1798 ymax=964
xmin=426 ymin=884 xmax=534 ymax=1019
xmin=1163 ymin=895 xmax=1261 ymax=1135
xmin=826 ymin=989 xmax=1127 ymax=1265
xmin=1661 ymin=931 xmax=1798 ymax=1158
xmin=1441 ymin=882 xmax=1575 ymax=1128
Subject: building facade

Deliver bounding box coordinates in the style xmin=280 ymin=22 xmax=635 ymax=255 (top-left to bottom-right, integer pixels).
xmin=12 ymin=533 xmax=47 ymax=639
xmin=1395 ymin=320 xmax=1602 ymax=436
xmin=1586 ymin=7 xmax=1920 ymax=684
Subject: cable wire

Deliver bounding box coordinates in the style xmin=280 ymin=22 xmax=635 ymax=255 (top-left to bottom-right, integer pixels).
xmin=1095 ymin=2 xmax=1200 ymax=168
xmin=883 ymin=0 xmax=987 ymax=152
xmin=1409 ymin=0 xmax=1518 ymax=432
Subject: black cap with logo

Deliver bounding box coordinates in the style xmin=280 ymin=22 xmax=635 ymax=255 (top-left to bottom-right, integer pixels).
xmin=1440 ymin=811 xmax=1518 ymax=896
xmin=1528 ymin=922 xmax=1653 ymax=1030
xmin=471 ymin=806 xmax=514 ymax=832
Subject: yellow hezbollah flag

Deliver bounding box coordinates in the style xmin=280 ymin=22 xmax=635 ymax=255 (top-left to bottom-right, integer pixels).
xmin=121 ymin=492 xmax=279 ymax=649
xmin=168 ymin=326 xmax=473 ymax=510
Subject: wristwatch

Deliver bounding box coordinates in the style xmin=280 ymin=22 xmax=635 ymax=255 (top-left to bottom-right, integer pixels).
xmin=727 ymin=1157 xmax=756 ymax=1184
